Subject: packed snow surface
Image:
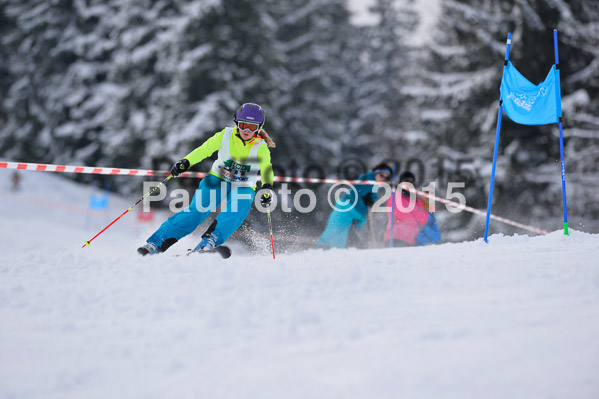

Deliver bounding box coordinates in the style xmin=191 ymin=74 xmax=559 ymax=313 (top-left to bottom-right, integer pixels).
xmin=1 ymin=170 xmax=598 ymax=399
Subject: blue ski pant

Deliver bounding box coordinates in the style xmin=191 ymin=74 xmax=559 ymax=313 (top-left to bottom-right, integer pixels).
xmin=147 ymin=174 xmax=255 ymax=247
xmin=316 ymin=205 xmax=367 ymax=249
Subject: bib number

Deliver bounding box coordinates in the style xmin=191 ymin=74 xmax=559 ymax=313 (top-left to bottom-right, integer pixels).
xmin=218 ymin=159 xmax=252 ymax=183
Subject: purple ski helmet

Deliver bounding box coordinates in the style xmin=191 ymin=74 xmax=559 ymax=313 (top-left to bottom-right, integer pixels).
xmin=234 ymin=103 xmax=265 ymax=127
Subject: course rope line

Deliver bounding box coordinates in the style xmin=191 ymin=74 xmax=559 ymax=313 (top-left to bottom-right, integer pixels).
xmin=0 ymin=161 xmax=378 ymax=183
xmin=1 ymin=161 xmax=550 ymax=235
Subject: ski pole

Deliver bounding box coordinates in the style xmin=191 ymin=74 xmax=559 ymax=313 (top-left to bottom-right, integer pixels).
xmin=266 ymin=207 xmax=275 ymax=259
xmin=82 ymin=175 xmax=172 ymax=248
xmin=389 ymin=162 xmax=398 ymax=248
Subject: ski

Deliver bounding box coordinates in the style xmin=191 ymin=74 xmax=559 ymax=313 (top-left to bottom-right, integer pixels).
xmin=176 ymin=245 xmax=232 ymax=259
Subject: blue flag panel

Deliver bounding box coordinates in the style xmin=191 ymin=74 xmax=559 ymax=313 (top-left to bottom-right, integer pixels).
xmin=500 ymin=61 xmax=560 ymax=125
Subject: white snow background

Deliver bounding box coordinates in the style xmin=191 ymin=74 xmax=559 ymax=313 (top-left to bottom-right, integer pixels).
xmin=1 ymin=169 xmax=598 ymax=399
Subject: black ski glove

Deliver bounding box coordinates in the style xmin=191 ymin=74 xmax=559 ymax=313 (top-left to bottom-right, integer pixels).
xmin=260 ymin=183 xmax=273 ymax=206
xmin=362 ymin=192 xmax=375 ymax=207
xmin=170 ymin=159 xmax=190 ymax=178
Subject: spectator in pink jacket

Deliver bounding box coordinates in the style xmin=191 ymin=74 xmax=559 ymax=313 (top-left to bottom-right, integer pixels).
xmin=385 ymin=171 xmax=441 ymax=247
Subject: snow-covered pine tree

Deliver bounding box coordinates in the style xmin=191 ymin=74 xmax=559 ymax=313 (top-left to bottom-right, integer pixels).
xmin=0 ymin=3 xmax=13 ymax=113
xmin=1 ymin=0 xmax=77 ymax=163
xmin=168 ymin=0 xmax=284 ymax=171
xmin=0 ymin=0 xmax=283 ymax=175
xmin=272 ymin=0 xmax=359 ymax=173
xmin=349 ymin=0 xmax=419 ymax=165
xmin=1 ymin=0 xmax=186 ymax=173
xmin=538 ymin=0 xmax=599 ymax=225
xmin=414 ymin=0 xmax=599 ymax=231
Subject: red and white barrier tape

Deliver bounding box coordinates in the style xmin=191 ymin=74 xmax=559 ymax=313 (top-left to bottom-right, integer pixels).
xmin=1 ymin=161 xmax=550 ymax=235
xmin=0 ymin=161 xmax=380 ymax=184
xmin=0 ymin=161 xmax=174 ymax=177
xmin=412 ymin=189 xmax=550 ymax=235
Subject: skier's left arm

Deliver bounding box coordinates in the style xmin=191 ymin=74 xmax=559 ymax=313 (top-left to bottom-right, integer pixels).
xmin=257 ymin=146 xmax=274 ymax=206
xmin=258 ymin=145 xmax=274 ymax=187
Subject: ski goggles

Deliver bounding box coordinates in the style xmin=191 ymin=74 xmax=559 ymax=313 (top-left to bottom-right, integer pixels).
xmin=374 ymin=169 xmax=391 ymax=179
xmin=237 ymin=121 xmax=261 ymax=133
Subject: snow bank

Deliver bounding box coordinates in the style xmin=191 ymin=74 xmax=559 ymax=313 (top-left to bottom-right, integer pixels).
xmin=1 ymin=170 xmax=598 ymax=399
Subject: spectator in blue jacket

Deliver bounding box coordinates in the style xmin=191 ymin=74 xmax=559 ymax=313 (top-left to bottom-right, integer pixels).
xmin=316 ymin=163 xmax=392 ymax=249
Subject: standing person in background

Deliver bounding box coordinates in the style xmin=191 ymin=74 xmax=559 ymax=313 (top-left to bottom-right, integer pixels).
xmin=11 ymin=171 xmax=21 ymax=192
xmin=385 ymin=170 xmax=441 ymax=247
xmin=316 ymin=163 xmax=392 ymax=249
xmin=138 ymin=103 xmax=275 ymax=256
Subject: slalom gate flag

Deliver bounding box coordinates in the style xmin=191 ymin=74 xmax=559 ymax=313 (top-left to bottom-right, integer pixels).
xmin=89 ymin=193 xmax=109 ymax=210
xmin=500 ymin=61 xmax=560 ymax=125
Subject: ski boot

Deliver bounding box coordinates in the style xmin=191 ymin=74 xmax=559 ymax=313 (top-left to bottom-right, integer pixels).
xmin=193 ymin=235 xmax=216 ymax=252
xmin=137 ymin=238 xmax=177 ymax=256
xmin=187 ymin=234 xmax=231 ymax=259
xmin=137 ymin=242 xmax=159 ymax=256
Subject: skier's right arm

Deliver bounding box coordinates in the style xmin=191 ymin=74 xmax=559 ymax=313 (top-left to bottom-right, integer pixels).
xmin=170 ymin=130 xmax=225 ymax=177
xmin=184 ymin=129 xmax=226 ymax=166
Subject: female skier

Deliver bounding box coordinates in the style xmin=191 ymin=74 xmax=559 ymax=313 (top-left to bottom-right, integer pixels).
xmin=137 ymin=103 xmax=275 ymax=255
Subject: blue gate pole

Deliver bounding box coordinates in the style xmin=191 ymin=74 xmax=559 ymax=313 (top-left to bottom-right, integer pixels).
xmin=554 ymin=29 xmax=569 ymax=236
xmin=484 ymin=104 xmax=504 ymax=243
xmin=484 ymin=33 xmax=512 ymax=243
xmin=389 ymin=162 xmax=397 ymax=248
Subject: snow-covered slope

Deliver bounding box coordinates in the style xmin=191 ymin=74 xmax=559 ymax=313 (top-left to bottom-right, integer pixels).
xmin=1 ymin=170 xmax=598 ymax=399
